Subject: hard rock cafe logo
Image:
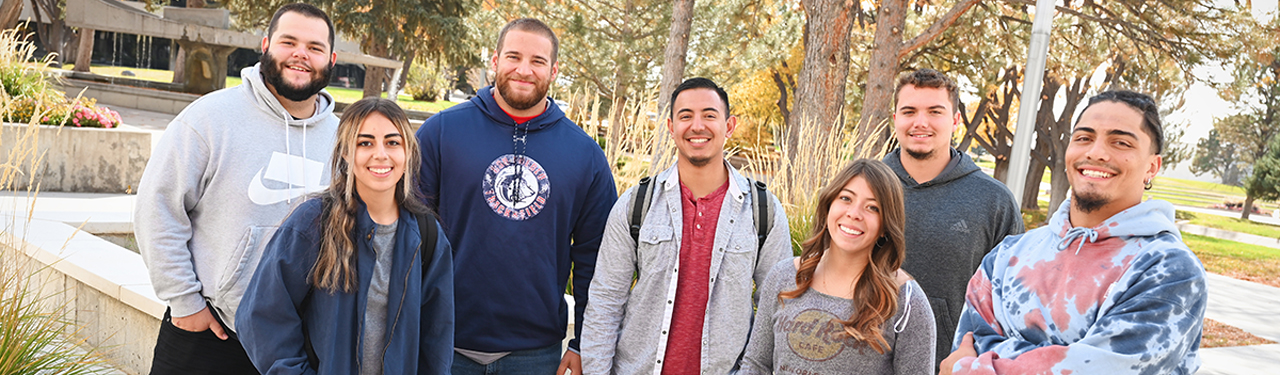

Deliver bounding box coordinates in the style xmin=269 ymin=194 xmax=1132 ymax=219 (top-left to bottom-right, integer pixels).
xmin=482 ymin=154 xmax=551 ymax=221
xmin=781 ymin=308 xmax=855 ymax=362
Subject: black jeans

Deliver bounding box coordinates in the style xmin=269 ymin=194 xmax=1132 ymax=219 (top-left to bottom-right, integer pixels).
xmin=150 ymin=307 xmax=260 ymax=375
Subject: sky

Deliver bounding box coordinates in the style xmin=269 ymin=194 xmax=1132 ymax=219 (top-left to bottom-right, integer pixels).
xmin=1161 ymin=0 xmax=1277 ymax=181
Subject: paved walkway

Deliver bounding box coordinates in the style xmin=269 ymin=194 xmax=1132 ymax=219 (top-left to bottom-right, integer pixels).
xmin=1179 ymin=223 xmax=1280 ymax=250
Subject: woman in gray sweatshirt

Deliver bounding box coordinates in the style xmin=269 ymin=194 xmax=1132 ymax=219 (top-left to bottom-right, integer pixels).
xmin=738 ymin=159 xmax=935 ymax=375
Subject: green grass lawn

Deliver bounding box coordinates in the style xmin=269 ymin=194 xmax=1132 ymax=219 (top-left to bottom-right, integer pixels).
xmin=1183 ymin=233 xmax=1280 ymax=286
xmin=80 ymin=65 xmax=455 ymax=113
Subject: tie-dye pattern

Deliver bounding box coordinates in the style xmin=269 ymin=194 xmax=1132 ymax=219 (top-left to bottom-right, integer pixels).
xmin=951 ymin=199 xmax=1207 ymax=375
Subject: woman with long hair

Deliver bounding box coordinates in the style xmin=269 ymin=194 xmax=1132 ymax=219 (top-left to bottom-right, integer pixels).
xmin=237 ymin=97 xmax=454 ymax=374
xmin=738 ymin=159 xmax=934 ymax=374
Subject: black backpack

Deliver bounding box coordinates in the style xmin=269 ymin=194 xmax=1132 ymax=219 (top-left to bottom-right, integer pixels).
xmin=299 ymin=212 xmax=439 ymax=370
xmin=628 ymin=176 xmax=772 ymax=252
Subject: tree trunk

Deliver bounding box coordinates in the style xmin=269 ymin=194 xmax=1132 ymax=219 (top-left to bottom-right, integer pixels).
xmin=1045 ymin=76 xmax=1090 ymax=219
xmin=362 ymin=35 xmax=391 ymax=99
xmin=1022 ymin=157 xmax=1046 ymax=211
xmin=855 ymin=0 xmax=907 ymax=154
xmin=1241 ymin=194 xmax=1255 ymax=220
xmin=394 ymin=51 xmax=415 ymax=100
xmin=656 ymin=0 xmax=695 ymax=116
xmin=993 ymin=158 xmax=1009 ymax=183
xmin=770 ymin=63 xmax=795 ymax=121
xmin=787 ymin=0 xmax=856 ymax=158
xmin=74 ymin=28 xmax=94 ymax=72
xmin=364 ymin=66 xmax=387 ymax=98
xmin=606 ymin=0 xmax=638 ymax=167
xmin=0 ymin=0 xmax=22 ymax=30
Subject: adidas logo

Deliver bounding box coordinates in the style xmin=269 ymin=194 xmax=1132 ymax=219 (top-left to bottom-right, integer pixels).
xmin=952 ymin=220 xmax=971 ymax=233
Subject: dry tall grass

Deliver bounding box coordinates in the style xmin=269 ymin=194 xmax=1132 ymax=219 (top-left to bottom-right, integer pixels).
xmin=0 ymin=29 xmax=110 ymax=375
xmin=566 ymin=89 xmax=892 ymax=253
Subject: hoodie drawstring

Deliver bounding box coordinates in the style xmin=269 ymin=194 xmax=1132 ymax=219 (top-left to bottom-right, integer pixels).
xmin=1058 ymin=226 xmax=1099 ymax=255
xmin=282 ymin=109 xmax=294 ymax=204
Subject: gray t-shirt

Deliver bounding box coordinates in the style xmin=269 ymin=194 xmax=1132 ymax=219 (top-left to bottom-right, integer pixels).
xmin=361 ymin=220 xmax=397 ymax=375
xmin=738 ymin=258 xmax=936 ymax=375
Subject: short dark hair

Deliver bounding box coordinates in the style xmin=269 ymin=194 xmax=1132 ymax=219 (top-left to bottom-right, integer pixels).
xmin=1077 ymin=90 xmax=1164 ymax=155
xmin=894 ymin=68 xmax=960 ymax=113
xmin=497 ymin=18 xmax=559 ymax=63
xmin=267 ymin=3 xmax=335 ymax=51
xmin=669 ymin=77 xmax=730 ymax=119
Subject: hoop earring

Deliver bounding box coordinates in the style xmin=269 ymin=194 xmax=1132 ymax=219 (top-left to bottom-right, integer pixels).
xmin=1144 ymin=177 xmax=1153 ymax=190
xmin=875 ymin=236 xmax=887 ymax=248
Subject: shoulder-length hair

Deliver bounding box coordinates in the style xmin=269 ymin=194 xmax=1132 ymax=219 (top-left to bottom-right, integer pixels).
xmin=311 ymin=97 xmax=431 ymax=292
xmin=780 ymin=158 xmax=906 ymax=354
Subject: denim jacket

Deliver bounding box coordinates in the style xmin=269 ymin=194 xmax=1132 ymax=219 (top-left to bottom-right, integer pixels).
xmin=581 ymin=163 xmax=791 ymax=375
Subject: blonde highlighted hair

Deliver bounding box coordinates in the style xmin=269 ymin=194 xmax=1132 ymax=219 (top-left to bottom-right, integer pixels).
xmin=311 ymin=97 xmax=431 ymax=292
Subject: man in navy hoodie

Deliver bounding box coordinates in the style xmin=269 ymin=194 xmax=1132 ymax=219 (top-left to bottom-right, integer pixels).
xmin=415 ymin=18 xmax=617 ymax=375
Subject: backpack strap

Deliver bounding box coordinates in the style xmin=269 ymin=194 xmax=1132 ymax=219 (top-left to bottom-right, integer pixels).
xmin=417 ymin=212 xmax=438 ymax=270
xmin=629 ymin=176 xmax=657 ymax=245
xmin=753 ymin=179 xmax=771 ymax=252
xmin=300 ymin=212 xmax=439 ymax=370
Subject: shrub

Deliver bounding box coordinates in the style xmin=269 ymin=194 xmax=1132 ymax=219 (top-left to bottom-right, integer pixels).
xmin=404 ymin=62 xmax=443 ymax=102
xmin=0 ymin=30 xmax=120 ymax=129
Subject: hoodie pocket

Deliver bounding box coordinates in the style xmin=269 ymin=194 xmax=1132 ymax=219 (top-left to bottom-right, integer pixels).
xmin=214 ymin=225 xmax=278 ymax=329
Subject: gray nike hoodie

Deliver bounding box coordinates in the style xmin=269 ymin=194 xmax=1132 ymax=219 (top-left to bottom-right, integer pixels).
xmin=135 ymin=63 xmax=338 ymax=332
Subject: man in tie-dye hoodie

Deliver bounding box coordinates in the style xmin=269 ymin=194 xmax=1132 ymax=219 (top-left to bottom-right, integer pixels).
xmin=941 ymin=90 xmax=1207 ymax=375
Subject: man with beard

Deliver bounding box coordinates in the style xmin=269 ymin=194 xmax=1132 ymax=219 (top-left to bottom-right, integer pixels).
xmin=880 ymin=68 xmax=1024 ymax=368
xmin=135 ymin=4 xmax=338 ymax=374
xmin=415 ymin=18 xmax=616 ymax=375
xmin=580 ymin=77 xmax=791 ymax=374
xmin=941 ymin=90 xmax=1207 ymax=375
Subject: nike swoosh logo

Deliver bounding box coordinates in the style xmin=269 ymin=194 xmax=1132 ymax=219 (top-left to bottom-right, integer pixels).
xmin=247 ymin=169 xmax=314 ymax=205
xmin=246 ymin=152 xmax=328 ymax=205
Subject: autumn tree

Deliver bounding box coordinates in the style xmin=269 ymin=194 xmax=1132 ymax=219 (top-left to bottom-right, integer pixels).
xmin=1191 ymin=128 xmax=1246 ymax=186
xmin=1212 ymin=11 xmax=1280 ymax=219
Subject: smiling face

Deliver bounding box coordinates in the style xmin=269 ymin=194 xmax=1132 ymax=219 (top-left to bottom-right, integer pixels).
xmin=492 ymin=29 xmax=558 ymax=116
xmin=259 ymin=11 xmax=335 ymax=102
xmin=1066 ymin=101 xmax=1162 ymax=217
xmin=347 ymin=113 xmax=406 ymax=202
xmin=893 ymin=84 xmax=961 ymax=161
xmin=667 ymin=88 xmax=737 ymax=168
xmin=826 ymin=176 xmax=883 ymax=257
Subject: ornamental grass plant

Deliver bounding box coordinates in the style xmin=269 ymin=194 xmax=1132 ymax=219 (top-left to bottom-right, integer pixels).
xmin=565 ymin=88 xmax=891 ymax=254
xmin=0 ymin=28 xmax=112 ymax=375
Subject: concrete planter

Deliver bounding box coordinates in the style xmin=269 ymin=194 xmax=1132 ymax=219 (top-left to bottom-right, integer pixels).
xmin=1 ymin=122 xmax=152 ymax=194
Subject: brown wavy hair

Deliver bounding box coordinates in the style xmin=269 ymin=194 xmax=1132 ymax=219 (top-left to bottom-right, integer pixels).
xmin=779 ymin=158 xmax=906 ymax=354
xmin=311 ymin=97 xmax=431 ymax=292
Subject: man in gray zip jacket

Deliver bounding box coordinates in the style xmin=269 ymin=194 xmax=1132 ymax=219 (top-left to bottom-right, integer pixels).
xmin=134 ymin=4 xmax=338 ymax=374
xmin=581 ymin=77 xmax=791 ymax=374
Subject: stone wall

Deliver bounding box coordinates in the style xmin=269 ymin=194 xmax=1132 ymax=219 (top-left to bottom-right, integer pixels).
xmin=2 ymin=216 xmax=163 ymax=375
xmin=0 ymin=123 xmax=152 ymax=194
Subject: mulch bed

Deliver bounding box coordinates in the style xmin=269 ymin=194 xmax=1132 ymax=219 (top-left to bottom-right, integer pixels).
xmin=1201 ymin=318 xmax=1276 ymax=348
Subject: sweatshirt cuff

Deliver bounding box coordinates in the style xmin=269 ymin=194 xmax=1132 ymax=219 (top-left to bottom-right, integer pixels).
xmin=168 ymin=292 xmax=207 ymax=318
xmin=568 ymin=338 xmax=580 ymax=352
